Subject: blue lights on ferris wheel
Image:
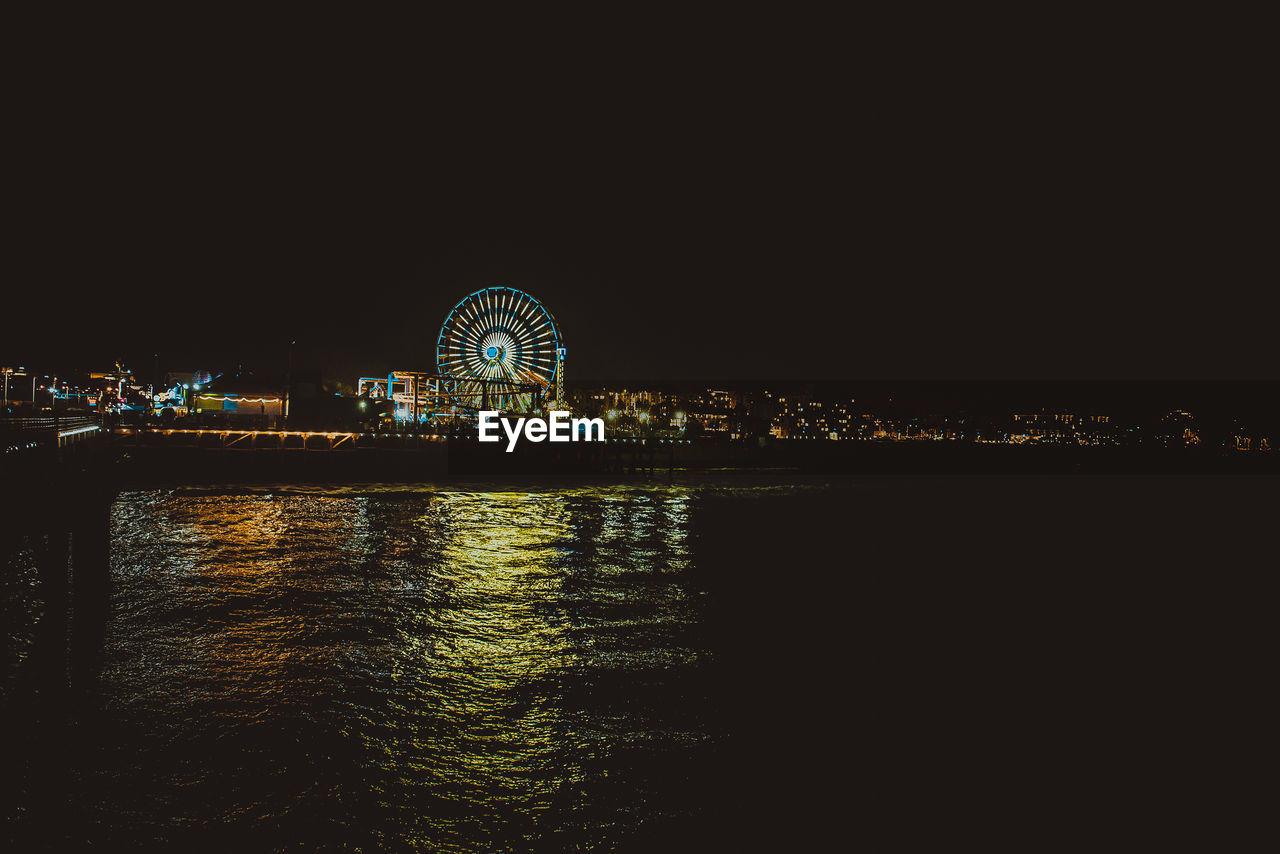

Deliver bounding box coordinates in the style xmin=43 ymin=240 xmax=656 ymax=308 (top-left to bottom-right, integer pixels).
xmin=436 ymin=287 xmax=562 ymax=389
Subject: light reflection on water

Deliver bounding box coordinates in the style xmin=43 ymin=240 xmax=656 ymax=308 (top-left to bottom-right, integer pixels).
xmin=87 ymin=484 xmax=713 ymax=850
xmin=7 ymin=475 xmax=1269 ymax=850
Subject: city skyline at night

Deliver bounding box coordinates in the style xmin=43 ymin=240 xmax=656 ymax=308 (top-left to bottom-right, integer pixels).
xmin=4 ymin=15 xmax=1274 ymax=849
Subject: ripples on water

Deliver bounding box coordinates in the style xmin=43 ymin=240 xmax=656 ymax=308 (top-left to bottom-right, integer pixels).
xmin=6 ymin=476 xmax=1275 ymax=849
xmin=8 ymin=481 xmax=779 ymax=851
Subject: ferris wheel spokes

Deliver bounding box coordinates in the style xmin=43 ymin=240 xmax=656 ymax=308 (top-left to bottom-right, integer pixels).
xmin=436 ymin=286 xmax=562 ymax=414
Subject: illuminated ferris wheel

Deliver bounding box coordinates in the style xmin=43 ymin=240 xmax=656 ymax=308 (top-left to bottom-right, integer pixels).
xmin=436 ymin=286 xmax=562 ymax=394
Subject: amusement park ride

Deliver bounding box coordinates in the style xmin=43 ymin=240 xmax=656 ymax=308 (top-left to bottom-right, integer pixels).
xmin=358 ymin=287 xmax=567 ymax=426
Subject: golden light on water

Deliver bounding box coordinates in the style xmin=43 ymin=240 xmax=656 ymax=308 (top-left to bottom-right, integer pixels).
xmin=99 ymin=485 xmax=701 ymax=848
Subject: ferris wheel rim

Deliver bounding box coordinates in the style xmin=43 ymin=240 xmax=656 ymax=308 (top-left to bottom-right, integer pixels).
xmin=435 ymin=286 xmax=562 ymax=389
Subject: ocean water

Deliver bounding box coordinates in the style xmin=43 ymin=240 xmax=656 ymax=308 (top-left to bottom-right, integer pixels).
xmin=2 ymin=476 xmax=1274 ymax=850
xmin=6 ymin=479 xmax=769 ymax=851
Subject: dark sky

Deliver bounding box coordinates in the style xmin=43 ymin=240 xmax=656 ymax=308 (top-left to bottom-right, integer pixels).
xmin=6 ymin=29 xmax=1272 ymax=384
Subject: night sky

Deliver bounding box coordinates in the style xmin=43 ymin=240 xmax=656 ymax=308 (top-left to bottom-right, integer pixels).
xmin=12 ymin=209 xmax=1271 ymax=385
xmin=6 ymin=33 xmax=1271 ymax=385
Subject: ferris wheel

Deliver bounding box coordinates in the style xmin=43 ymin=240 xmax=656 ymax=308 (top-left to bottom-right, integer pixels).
xmin=436 ymin=286 xmax=562 ymax=392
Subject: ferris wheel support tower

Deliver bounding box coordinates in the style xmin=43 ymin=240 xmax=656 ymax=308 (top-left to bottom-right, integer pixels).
xmin=555 ymin=347 xmax=565 ymax=408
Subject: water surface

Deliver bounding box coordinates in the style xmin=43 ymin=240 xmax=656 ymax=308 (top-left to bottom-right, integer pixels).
xmin=5 ymin=475 xmax=1272 ymax=850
